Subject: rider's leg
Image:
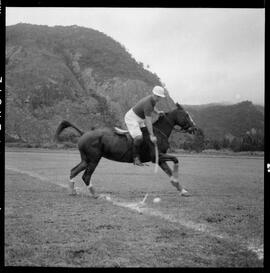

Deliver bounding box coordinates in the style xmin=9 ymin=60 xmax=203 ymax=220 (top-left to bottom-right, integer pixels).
xmin=133 ymin=135 xmax=144 ymax=166
xmin=124 ymin=109 xmax=145 ymax=166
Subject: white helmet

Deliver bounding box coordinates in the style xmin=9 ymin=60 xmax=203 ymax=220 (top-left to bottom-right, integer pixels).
xmin=152 ymin=86 xmax=166 ymax=97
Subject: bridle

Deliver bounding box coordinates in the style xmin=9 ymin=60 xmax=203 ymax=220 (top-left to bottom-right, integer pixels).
xmin=158 ymin=112 xmax=194 ymax=134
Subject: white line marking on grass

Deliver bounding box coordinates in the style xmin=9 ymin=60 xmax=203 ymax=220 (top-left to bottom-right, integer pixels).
xmin=5 ymin=166 xmax=263 ymax=261
xmin=100 ymin=194 xmax=226 ymax=236
xmin=5 ymin=165 xmax=68 ymax=189
xmin=99 ymin=193 xmax=264 ymax=261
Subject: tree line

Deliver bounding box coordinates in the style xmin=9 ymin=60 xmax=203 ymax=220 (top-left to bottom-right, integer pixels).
xmin=178 ymin=130 xmax=264 ymax=152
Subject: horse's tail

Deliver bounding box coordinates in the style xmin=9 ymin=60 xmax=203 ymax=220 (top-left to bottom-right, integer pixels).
xmin=54 ymin=120 xmax=85 ymax=142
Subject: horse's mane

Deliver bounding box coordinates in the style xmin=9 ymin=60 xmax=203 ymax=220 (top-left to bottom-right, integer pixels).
xmin=153 ymin=112 xmax=168 ymax=126
xmin=154 ymin=103 xmax=184 ymax=124
xmin=176 ymin=102 xmax=184 ymax=111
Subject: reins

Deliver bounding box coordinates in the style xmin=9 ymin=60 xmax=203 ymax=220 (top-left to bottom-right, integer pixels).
xmin=164 ymin=114 xmax=189 ymax=133
xmin=154 ymin=126 xmax=169 ymax=139
xmin=154 ymin=113 xmax=188 ymax=136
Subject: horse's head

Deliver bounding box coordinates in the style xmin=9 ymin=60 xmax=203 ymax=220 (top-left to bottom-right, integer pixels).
xmin=172 ymin=103 xmax=201 ymax=135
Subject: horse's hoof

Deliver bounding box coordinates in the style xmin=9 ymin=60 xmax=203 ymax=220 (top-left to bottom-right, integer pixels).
xmin=69 ymin=189 xmax=77 ymax=196
xmin=133 ymin=158 xmax=144 ymax=166
xmin=181 ymin=192 xmax=191 ymax=197
xmin=180 ymin=189 xmax=191 ymax=197
xmin=170 ymin=180 xmax=179 ymax=189
xmin=134 ymin=163 xmax=144 ymax=167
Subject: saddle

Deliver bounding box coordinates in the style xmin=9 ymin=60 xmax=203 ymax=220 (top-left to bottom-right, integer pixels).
xmin=114 ymin=127 xmax=150 ymax=141
xmin=114 ymin=127 xmax=134 ymax=145
xmin=114 ymin=127 xmax=152 ymax=164
xmin=114 ymin=127 xmax=130 ymax=135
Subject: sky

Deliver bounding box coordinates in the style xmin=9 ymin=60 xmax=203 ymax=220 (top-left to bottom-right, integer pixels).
xmin=6 ymin=8 xmax=265 ymax=105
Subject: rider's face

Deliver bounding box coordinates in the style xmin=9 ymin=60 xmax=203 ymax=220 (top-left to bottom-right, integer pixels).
xmin=153 ymin=95 xmax=162 ymax=102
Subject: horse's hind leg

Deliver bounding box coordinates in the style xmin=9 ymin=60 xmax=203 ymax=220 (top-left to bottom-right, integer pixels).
xmin=70 ymin=161 xmax=87 ymax=180
xmin=82 ymin=159 xmax=101 ymax=198
xmin=68 ymin=152 xmax=87 ymax=195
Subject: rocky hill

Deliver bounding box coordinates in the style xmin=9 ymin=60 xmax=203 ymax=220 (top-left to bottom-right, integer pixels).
xmin=5 ymin=23 xmax=175 ymax=144
xmin=5 ymin=24 xmax=264 ymax=150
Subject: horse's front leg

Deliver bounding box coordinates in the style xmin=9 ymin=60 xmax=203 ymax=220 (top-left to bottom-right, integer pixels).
xmin=159 ymin=153 xmax=190 ymax=196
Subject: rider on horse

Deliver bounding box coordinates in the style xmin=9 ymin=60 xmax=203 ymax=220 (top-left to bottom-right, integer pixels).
xmin=124 ymin=86 xmax=166 ymax=166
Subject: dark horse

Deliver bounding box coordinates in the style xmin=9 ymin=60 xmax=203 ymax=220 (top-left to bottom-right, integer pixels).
xmin=55 ymin=103 xmax=200 ymax=197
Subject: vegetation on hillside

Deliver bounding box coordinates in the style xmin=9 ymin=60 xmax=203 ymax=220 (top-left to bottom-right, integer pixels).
xmin=6 ymin=24 xmax=161 ymax=85
xmin=5 ymin=24 xmax=264 ymax=152
xmin=6 ymin=23 xmax=165 ymax=144
xmin=182 ymin=101 xmax=264 ymax=152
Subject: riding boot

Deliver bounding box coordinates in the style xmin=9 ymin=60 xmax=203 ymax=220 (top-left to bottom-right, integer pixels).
xmin=133 ymin=138 xmax=144 ymax=166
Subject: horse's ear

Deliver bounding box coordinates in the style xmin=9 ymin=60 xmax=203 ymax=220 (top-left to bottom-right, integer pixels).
xmin=176 ymin=102 xmax=182 ymax=109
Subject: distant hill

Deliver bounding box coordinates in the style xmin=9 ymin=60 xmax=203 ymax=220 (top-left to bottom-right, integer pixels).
xmin=183 ymin=102 xmax=230 ymax=110
xmin=255 ymin=104 xmax=264 ymax=114
xmin=5 ymin=24 xmax=264 ymax=149
xmin=185 ymin=101 xmax=264 ymax=140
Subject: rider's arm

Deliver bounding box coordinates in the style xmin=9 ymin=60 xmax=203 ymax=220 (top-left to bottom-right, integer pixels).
xmin=154 ymin=106 xmax=164 ymax=115
xmin=153 ymin=107 xmax=159 ymax=114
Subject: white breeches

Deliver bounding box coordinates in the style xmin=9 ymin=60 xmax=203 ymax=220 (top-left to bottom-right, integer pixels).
xmin=124 ymin=109 xmax=146 ymax=139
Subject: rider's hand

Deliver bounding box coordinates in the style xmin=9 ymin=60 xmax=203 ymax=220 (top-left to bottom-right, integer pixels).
xmin=150 ymin=135 xmax=157 ymax=144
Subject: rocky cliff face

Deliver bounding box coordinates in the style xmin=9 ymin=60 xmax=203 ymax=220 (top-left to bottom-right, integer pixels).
xmin=5 ymin=24 xmax=175 ymax=144
xmin=6 ymin=24 xmax=263 ymax=149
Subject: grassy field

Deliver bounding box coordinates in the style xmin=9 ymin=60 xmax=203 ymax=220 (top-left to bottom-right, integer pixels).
xmin=5 ymin=148 xmax=264 ymax=267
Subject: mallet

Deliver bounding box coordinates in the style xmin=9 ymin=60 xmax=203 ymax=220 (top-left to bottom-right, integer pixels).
xmin=154 ymin=143 xmax=159 ymax=173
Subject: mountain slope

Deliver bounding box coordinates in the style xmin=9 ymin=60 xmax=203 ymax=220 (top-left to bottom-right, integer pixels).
xmin=5 ymin=24 xmax=264 ymax=149
xmin=185 ymin=101 xmax=264 ymax=140
xmin=5 ymin=23 xmax=175 ymax=143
